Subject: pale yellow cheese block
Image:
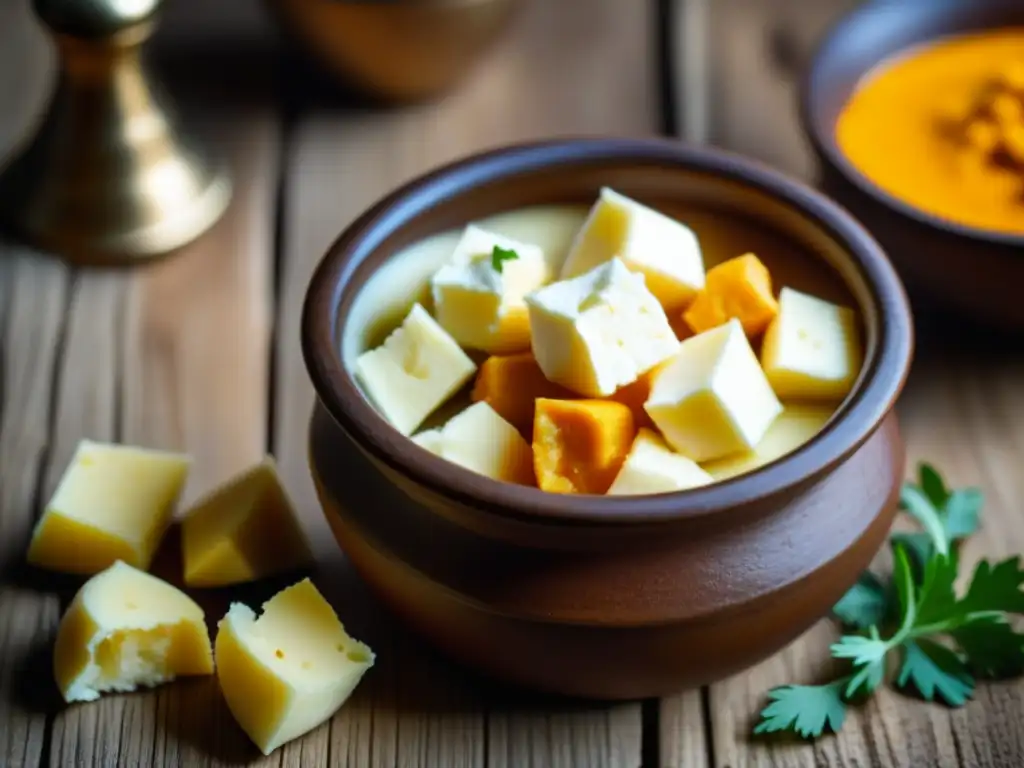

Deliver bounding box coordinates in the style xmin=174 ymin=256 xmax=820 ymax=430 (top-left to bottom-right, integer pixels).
xmin=215 ymin=578 xmax=375 ymax=755
xmin=53 ymin=561 xmax=214 ymax=703
xmin=645 ymin=319 xmax=782 ymax=462
xmin=701 ymin=403 xmax=834 ymax=480
xmin=761 ymin=287 xmax=862 ymax=401
xmin=411 ymin=402 xmax=534 ymax=484
xmin=431 ymin=225 xmax=550 ymax=354
xmin=27 ymin=440 xmax=191 ymax=574
xmin=181 ymin=457 xmax=314 ymax=588
xmin=607 ymin=428 xmax=713 ymax=495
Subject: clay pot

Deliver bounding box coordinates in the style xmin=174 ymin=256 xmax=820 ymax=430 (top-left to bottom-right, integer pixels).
xmin=301 ymin=138 xmax=914 ymax=699
xmin=800 ymin=0 xmax=1024 ymax=329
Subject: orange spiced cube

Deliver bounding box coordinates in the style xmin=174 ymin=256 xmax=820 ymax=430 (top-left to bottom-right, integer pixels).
xmin=683 ymin=253 xmax=779 ymax=337
xmin=470 ymin=353 xmax=574 ymax=436
xmin=532 ymin=399 xmax=635 ymax=494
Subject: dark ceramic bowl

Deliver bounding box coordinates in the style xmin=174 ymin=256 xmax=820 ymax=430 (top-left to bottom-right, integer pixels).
xmin=801 ymin=0 xmax=1024 ymax=329
xmin=301 ymin=138 xmax=913 ymax=700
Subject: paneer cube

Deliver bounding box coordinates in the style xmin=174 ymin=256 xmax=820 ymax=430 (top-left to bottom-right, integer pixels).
xmin=645 ymin=318 xmax=782 ymax=462
xmin=760 ymin=287 xmax=862 ymax=401
xmin=683 ymin=253 xmax=779 ymax=337
xmin=431 ymin=225 xmax=550 ymax=354
xmin=533 ymin=398 xmax=635 ymax=494
xmin=560 ymin=187 xmax=706 ymax=311
xmin=526 ymin=258 xmax=679 ymax=398
xmin=354 ymin=303 xmax=476 ymax=436
xmin=411 ymin=402 xmax=534 ymax=484
xmin=27 ymin=440 xmax=190 ymax=574
xmin=607 ymin=428 xmax=713 ymax=495
xmin=701 ymin=404 xmax=833 ymax=480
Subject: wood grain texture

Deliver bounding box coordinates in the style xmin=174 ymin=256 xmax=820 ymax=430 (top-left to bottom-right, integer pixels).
xmin=0 ymin=4 xmax=67 ymax=768
xmin=0 ymin=2 xmax=280 ymax=766
xmin=272 ymin=1 xmax=687 ymax=766
xmin=665 ymin=1 xmax=1024 ymax=766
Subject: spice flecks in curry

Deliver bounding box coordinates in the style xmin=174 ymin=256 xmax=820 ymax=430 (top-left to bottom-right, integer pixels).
xmin=837 ymin=30 xmax=1024 ymax=235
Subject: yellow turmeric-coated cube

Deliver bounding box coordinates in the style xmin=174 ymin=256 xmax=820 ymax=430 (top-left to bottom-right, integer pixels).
xmin=683 ymin=253 xmax=779 ymax=337
xmin=470 ymin=352 xmax=575 ymax=436
xmin=532 ymin=399 xmax=635 ymax=494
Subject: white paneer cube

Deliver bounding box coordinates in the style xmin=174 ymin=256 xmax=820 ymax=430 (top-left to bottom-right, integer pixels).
xmin=525 ymin=258 xmax=679 ymax=397
xmin=701 ymin=404 xmax=833 ymax=481
xmin=760 ymin=287 xmax=862 ymax=401
xmin=354 ymin=303 xmax=476 ymax=436
xmin=645 ymin=318 xmax=783 ymax=462
xmin=560 ymin=187 xmax=706 ymax=311
xmin=431 ymin=225 xmax=550 ymax=354
xmin=411 ymin=402 xmax=533 ymax=484
xmin=607 ymin=428 xmax=713 ymax=495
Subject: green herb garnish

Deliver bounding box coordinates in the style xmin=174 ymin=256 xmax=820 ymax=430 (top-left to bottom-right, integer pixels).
xmin=753 ymin=463 xmax=1024 ymax=740
xmin=491 ymin=245 xmax=519 ymax=273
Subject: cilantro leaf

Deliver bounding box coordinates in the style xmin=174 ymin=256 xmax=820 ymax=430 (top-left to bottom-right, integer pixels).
xmin=896 ymin=639 xmax=974 ymax=705
xmin=958 ymin=556 xmax=1024 ymax=615
xmin=944 ymin=488 xmax=982 ymax=540
xmin=951 ymin=614 xmax=1024 ymax=678
xmin=490 ymin=245 xmax=519 ymax=273
xmin=831 ymin=634 xmax=890 ymax=667
xmin=900 ymin=484 xmax=949 ymax=557
xmin=892 ymin=543 xmax=918 ymax=635
xmin=753 ymin=680 xmax=848 ymax=738
xmin=891 ymin=531 xmax=934 ymax=581
xmin=845 ymin=655 xmax=886 ymax=698
xmin=833 ymin=572 xmax=889 ymax=629
xmin=914 ymin=552 xmax=959 ymax=627
xmin=919 ymin=463 xmax=949 ymax=509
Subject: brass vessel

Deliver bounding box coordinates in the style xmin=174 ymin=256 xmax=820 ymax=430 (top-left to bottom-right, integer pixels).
xmin=266 ymin=0 xmax=522 ymax=102
xmin=0 ymin=0 xmax=231 ymax=265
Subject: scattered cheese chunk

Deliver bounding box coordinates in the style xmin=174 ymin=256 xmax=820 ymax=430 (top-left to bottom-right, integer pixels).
xmin=607 ymin=428 xmax=713 ymax=495
xmin=431 ymin=225 xmax=550 ymax=354
xmin=215 ymin=579 xmax=374 ymax=756
xmin=181 ymin=458 xmax=314 ymax=588
xmin=53 ymin=561 xmax=213 ymax=703
xmin=354 ymin=303 xmax=477 ymax=436
xmin=760 ymin=287 xmax=862 ymax=401
xmin=683 ymin=253 xmax=779 ymax=337
xmin=526 ymin=258 xmax=679 ymax=397
xmin=411 ymin=402 xmax=534 ymax=484
xmin=560 ymin=187 xmax=705 ymax=311
xmin=702 ymin=404 xmax=834 ymax=480
xmin=27 ymin=440 xmax=190 ymax=574
xmin=470 ymin=352 xmax=575 ymax=435
xmin=645 ymin=318 xmax=782 ymax=462
xmin=533 ymin=398 xmax=635 ymax=494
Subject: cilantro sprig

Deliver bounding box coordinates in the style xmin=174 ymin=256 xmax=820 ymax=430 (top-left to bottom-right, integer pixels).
xmin=754 ymin=463 xmax=1024 ymax=740
xmin=490 ymin=245 xmax=519 ymax=273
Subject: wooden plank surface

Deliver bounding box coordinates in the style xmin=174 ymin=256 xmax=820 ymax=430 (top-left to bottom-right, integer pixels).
xmin=665 ymin=1 xmax=1024 ymax=767
xmin=271 ymin=1 xmax=695 ymax=766
xmin=0 ymin=1 xmax=281 ymax=766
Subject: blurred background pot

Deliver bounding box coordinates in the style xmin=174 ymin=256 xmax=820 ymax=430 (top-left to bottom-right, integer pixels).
xmin=265 ymin=0 xmax=522 ymax=103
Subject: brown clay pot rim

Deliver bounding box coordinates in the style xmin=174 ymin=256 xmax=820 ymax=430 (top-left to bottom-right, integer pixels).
xmin=799 ymin=0 xmax=1024 ymax=248
xmin=301 ymin=137 xmax=914 ymax=525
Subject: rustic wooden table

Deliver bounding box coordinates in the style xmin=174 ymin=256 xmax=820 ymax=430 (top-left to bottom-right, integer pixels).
xmin=3 ymin=0 xmax=1024 ymax=766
